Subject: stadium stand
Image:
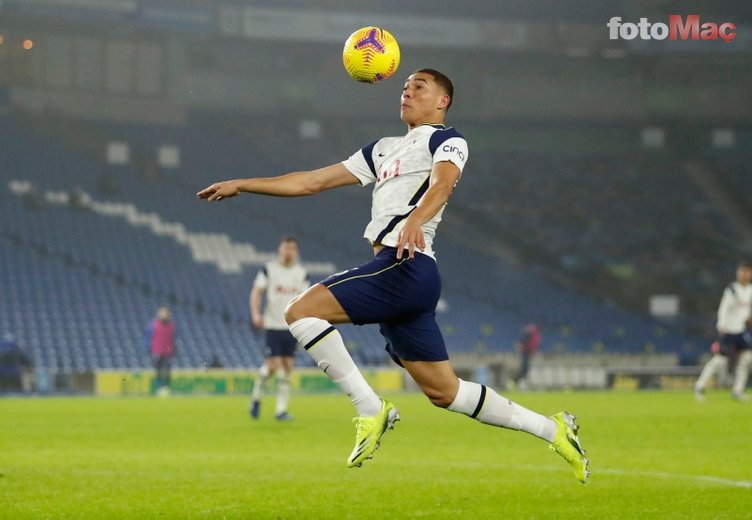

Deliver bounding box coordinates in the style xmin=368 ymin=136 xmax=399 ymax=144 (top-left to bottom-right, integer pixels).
xmin=0 ymin=111 xmax=720 ymax=378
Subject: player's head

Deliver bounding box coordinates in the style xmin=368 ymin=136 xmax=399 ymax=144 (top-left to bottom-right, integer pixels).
xmin=400 ymin=69 xmax=454 ymax=128
xmin=736 ymin=261 xmax=752 ymax=284
xmin=157 ymin=307 xmax=171 ymax=322
xmin=278 ymin=236 xmax=299 ymax=265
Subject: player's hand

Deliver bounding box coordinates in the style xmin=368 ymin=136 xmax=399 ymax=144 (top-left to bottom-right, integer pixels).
xmin=252 ymin=315 xmax=264 ymax=330
xmin=196 ymin=181 xmax=241 ymax=201
xmin=395 ymin=216 xmax=425 ymax=260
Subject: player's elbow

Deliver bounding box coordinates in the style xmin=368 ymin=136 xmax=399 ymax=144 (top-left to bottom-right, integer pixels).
xmin=295 ymin=171 xmax=326 ymax=196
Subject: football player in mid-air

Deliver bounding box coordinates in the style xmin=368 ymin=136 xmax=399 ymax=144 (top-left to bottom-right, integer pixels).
xmin=198 ymin=68 xmax=590 ymax=482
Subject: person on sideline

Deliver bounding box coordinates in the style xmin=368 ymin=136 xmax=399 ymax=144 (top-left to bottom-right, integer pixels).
xmin=695 ymin=261 xmax=752 ymax=402
xmin=515 ymin=323 xmax=541 ymax=390
xmin=249 ymin=236 xmax=310 ymax=420
xmin=197 ymin=68 xmax=589 ymax=482
xmin=146 ymin=307 xmax=176 ymax=397
xmin=0 ymin=333 xmax=33 ymax=393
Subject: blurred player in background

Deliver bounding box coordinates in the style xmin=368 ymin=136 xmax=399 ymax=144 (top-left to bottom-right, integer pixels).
xmin=695 ymin=261 xmax=752 ymax=402
xmin=0 ymin=333 xmax=33 ymax=393
xmin=146 ymin=307 xmax=176 ymax=397
xmin=249 ymin=236 xmax=309 ymax=420
xmin=198 ymin=68 xmax=589 ymax=482
xmin=514 ymin=323 xmax=541 ymax=390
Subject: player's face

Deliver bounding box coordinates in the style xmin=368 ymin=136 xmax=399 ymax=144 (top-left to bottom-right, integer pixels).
xmin=737 ymin=266 xmax=752 ymax=285
xmin=278 ymin=241 xmax=298 ymax=265
xmin=400 ymin=72 xmax=450 ymax=128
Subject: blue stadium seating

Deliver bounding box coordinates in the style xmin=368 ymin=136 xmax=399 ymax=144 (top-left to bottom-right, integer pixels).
xmin=0 ymin=112 xmax=712 ymax=373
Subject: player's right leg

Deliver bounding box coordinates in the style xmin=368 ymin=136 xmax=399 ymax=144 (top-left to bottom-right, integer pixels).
xmin=732 ymin=349 xmax=751 ymax=400
xmin=695 ymin=354 xmax=728 ymax=401
xmin=250 ymin=357 xmax=278 ymax=418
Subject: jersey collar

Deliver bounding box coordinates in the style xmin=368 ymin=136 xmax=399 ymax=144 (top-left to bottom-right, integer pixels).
xmin=407 ymin=123 xmax=446 ymax=135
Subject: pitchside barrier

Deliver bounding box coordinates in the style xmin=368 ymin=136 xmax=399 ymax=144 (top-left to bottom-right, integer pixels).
xmin=445 ymin=352 xmax=705 ymax=391
xmin=25 ymin=354 xmax=719 ymax=395
xmin=94 ymin=368 xmax=403 ymax=396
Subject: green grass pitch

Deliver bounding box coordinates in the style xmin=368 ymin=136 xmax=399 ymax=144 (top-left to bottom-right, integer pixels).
xmin=1 ymin=391 xmax=750 ymax=519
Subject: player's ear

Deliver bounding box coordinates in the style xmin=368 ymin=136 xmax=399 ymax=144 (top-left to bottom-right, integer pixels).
xmin=437 ymin=94 xmax=450 ymax=110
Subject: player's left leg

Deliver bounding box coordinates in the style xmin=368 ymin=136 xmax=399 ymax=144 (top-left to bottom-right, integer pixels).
xmin=695 ymin=354 xmax=728 ymax=400
xmin=250 ymin=357 xmax=279 ymax=418
xmin=286 ymin=287 xmax=395 ymax=467
xmin=155 ymin=356 xmax=171 ymax=397
xmin=732 ymin=349 xmax=751 ymax=401
xmin=275 ymin=355 xmax=296 ymax=420
xmin=401 ymin=358 xmax=589 ymax=483
xmin=286 ymin=284 xmax=383 ymax=418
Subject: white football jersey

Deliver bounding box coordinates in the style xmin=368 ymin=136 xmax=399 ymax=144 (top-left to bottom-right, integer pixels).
xmin=252 ymin=261 xmax=309 ymax=330
xmin=342 ymin=123 xmax=468 ymax=258
xmin=717 ymin=282 xmax=752 ymax=334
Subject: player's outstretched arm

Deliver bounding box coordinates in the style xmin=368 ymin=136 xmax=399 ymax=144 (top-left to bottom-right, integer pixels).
xmin=196 ymin=163 xmax=359 ymax=201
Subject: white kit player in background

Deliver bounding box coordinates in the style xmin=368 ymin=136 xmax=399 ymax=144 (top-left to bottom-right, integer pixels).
xmin=695 ymin=261 xmax=752 ymax=402
xmin=249 ymin=237 xmax=310 ymax=420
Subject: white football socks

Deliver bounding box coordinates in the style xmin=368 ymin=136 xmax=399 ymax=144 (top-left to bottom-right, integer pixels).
xmin=251 ymin=362 xmax=270 ymax=401
xmin=275 ymin=368 xmax=291 ymax=415
xmin=695 ymin=354 xmax=728 ymax=391
xmin=448 ymin=378 xmax=557 ymax=442
xmin=289 ymin=317 xmax=382 ymax=417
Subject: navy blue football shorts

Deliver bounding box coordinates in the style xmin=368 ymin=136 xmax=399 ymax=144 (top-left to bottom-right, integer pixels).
xmin=265 ymin=329 xmax=298 ymax=358
xmin=719 ymin=332 xmax=751 ymax=356
xmin=321 ymin=246 xmax=448 ymax=365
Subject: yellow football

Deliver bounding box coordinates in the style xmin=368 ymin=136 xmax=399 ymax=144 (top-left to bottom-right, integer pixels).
xmin=342 ymin=27 xmax=400 ymax=84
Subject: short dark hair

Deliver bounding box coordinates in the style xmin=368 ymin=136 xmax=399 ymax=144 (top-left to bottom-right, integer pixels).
xmin=280 ymin=236 xmax=297 ymax=244
xmin=738 ymin=260 xmax=752 ymax=269
xmin=414 ymin=68 xmax=454 ymax=110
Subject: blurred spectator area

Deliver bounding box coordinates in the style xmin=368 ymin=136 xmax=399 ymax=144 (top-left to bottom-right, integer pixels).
xmin=3 ymin=110 xmax=739 ymax=375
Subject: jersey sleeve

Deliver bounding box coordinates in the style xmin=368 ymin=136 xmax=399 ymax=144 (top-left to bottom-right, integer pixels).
xmin=429 ymin=128 xmax=469 ymax=173
xmin=252 ymin=267 xmax=268 ymax=291
xmin=342 ymin=140 xmax=378 ymax=186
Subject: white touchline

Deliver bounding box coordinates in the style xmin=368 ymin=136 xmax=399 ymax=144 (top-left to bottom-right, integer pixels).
xmin=403 ymin=459 xmax=752 ymax=488
xmin=596 ymin=467 xmax=752 ymax=489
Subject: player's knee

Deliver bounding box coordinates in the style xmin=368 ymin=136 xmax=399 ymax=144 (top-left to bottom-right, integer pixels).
xmin=284 ymin=296 xmax=306 ymax=324
xmin=423 ymin=388 xmax=455 ymax=409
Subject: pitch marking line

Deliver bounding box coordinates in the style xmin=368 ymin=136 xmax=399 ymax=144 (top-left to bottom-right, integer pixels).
xmin=514 ymin=463 xmax=752 ymax=489
xmin=595 ymin=467 xmax=752 ymax=489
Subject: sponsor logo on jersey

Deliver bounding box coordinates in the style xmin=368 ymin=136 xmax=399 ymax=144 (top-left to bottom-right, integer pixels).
xmin=442 ymin=144 xmax=466 ymax=162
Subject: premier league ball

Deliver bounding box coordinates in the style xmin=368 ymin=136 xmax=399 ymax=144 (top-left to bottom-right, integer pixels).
xmin=342 ymin=27 xmax=400 ymax=84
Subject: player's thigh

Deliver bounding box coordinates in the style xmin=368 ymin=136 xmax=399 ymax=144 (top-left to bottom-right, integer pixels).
xmin=400 ymin=359 xmax=459 ymax=408
xmin=285 ymin=284 xmax=351 ymax=324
